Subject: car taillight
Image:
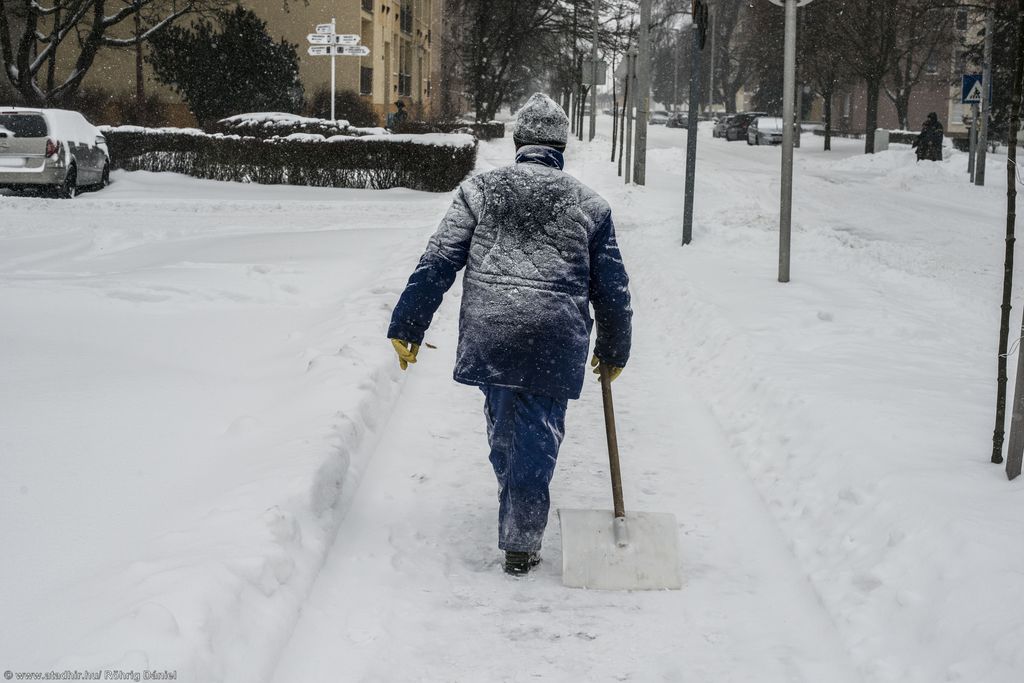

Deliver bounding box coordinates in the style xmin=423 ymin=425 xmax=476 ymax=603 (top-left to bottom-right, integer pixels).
xmin=45 ymin=138 xmax=58 ymax=157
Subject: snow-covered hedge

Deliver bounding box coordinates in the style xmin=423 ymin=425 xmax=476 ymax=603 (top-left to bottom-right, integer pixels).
xmin=213 ymin=112 xmax=504 ymax=141
xmin=100 ymin=125 xmax=477 ymax=192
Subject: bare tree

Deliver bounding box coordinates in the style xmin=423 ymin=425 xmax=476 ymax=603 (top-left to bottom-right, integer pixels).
xmin=0 ymin=0 xmax=222 ymax=106
xmin=883 ymin=3 xmax=957 ymax=130
xmin=708 ymin=0 xmax=751 ymax=114
xmin=802 ymin=0 xmax=851 ymax=150
xmin=828 ymin=0 xmax=958 ymax=153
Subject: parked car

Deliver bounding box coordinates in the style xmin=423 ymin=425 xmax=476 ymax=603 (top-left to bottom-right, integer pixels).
xmin=649 ymin=110 xmax=670 ymax=125
xmin=666 ymin=112 xmax=688 ymax=128
xmin=712 ymin=115 xmax=735 ymax=138
xmin=0 ymin=108 xmax=109 ymax=198
xmin=747 ymin=116 xmax=802 ymax=145
xmin=722 ymin=112 xmax=768 ymax=141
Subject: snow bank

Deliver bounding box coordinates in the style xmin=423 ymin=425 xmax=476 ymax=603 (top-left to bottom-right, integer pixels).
xmin=0 ymin=176 xmax=454 ymax=682
xmin=601 ymin=131 xmax=1024 ymax=683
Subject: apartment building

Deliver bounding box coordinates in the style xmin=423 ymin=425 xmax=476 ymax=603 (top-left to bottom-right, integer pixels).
xmin=825 ymin=3 xmax=976 ymax=135
xmin=65 ymin=1 xmax=444 ymax=126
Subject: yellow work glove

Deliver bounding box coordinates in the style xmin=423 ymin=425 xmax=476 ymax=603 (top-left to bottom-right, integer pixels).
xmin=391 ymin=338 xmax=420 ymax=371
xmin=590 ymin=354 xmax=623 ymax=382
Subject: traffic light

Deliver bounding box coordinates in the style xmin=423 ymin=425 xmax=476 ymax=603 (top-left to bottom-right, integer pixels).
xmin=692 ymin=0 xmax=709 ymax=50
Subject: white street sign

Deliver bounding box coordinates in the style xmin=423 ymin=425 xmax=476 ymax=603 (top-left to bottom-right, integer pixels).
xmin=307 ymin=45 xmax=370 ymax=57
xmin=307 ymin=34 xmax=331 ymax=44
xmin=316 ymin=23 xmax=334 ymax=34
xmin=334 ymin=34 xmax=361 ymax=45
xmin=338 ymin=45 xmax=370 ymax=56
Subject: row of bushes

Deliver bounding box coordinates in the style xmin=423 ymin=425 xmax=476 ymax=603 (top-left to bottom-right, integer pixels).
xmin=102 ymin=127 xmax=478 ymax=193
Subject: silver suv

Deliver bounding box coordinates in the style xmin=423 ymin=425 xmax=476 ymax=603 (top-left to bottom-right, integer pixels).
xmin=0 ymin=108 xmax=110 ymax=198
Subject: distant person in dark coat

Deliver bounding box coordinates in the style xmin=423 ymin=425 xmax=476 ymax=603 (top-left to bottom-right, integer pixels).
xmin=913 ymin=112 xmax=944 ymax=162
xmin=388 ymin=100 xmax=408 ymax=132
xmin=387 ymin=93 xmax=632 ymax=576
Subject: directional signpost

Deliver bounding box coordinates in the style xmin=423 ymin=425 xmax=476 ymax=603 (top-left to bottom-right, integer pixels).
xmin=306 ymin=19 xmax=370 ymax=121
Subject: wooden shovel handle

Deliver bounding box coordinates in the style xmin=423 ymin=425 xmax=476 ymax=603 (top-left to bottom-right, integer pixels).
xmin=600 ymin=363 xmax=626 ymax=519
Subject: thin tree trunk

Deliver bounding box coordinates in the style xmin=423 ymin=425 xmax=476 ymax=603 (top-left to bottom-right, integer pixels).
xmin=618 ymin=73 xmax=628 ymax=176
xmin=864 ymin=78 xmax=880 ymax=154
xmin=895 ymin=90 xmax=910 ymax=131
xmin=823 ymin=88 xmax=833 ymax=151
xmin=611 ymin=55 xmax=619 ymax=162
xmin=45 ymin=8 xmax=60 ymax=104
xmin=993 ymin=2 xmax=1024 ymax=469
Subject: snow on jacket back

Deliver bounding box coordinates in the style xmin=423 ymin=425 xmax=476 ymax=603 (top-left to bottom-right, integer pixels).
xmin=387 ymin=145 xmax=632 ymax=400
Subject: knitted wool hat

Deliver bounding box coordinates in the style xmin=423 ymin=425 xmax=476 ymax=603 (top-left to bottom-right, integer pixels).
xmin=513 ymin=93 xmax=569 ymax=147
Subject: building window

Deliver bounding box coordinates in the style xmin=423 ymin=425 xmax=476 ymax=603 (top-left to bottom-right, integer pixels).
xmin=400 ymin=0 xmax=413 ymax=34
xmin=924 ymin=51 xmax=939 ymax=76
xmin=362 ymin=0 xmax=373 ymax=12
xmin=956 ymin=8 xmax=968 ymax=32
xmin=398 ymin=42 xmax=412 ymax=96
xmin=955 ymin=49 xmax=964 ymax=72
xmin=360 ymin=67 xmax=373 ymax=95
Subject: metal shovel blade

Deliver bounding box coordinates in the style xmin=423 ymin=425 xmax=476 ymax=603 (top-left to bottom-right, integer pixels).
xmin=558 ymin=508 xmax=681 ymax=590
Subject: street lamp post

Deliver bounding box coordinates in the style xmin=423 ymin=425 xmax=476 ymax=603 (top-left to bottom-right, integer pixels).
xmin=768 ymin=0 xmax=814 ymax=283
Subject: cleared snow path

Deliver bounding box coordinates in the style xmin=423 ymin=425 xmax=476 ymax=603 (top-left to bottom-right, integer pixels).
xmin=270 ymin=137 xmax=862 ymax=683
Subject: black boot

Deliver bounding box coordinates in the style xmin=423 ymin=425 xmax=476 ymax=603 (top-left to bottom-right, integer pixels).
xmin=504 ymin=550 xmax=541 ymax=576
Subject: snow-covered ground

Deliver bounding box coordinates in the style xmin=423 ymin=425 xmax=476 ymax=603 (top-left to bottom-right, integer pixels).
xmin=2 ymin=118 xmax=1022 ymax=683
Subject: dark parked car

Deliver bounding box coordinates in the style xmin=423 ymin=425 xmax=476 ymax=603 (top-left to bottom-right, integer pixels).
xmin=666 ymin=112 xmax=688 ymax=128
xmin=0 ymin=108 xmax=109 ymax=198
xmin=722 ymin=112 xmax=768 ymax=141
xmin=712 ymin=115 xmax=735 ymax=138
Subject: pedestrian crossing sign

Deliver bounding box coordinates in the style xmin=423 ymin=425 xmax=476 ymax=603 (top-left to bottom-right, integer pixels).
xmin=962 ymin=74 xmax=985 ymax=104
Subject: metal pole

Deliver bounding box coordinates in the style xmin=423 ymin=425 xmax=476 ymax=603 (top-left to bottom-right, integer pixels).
xmin=633 ymin=0 xmax=651 ymax=185
xmin=330 ymin=17 xmax=337 ymax=121
xmin=683 ymin=24 xmax=702 ymax=246
xmin=625 ymin=51 xmax=636 ymax=185
xmin=795 ymin=84 xmax=803 ymax=149
xmin=976 ymin=6 xmax=994 ymax=187
xmin=590 ymin=0 xmax=599 ymax=141
xmin=969 ymin=102 xmax=979 ymax=180
xmin=779 ymin=0 xmax=797 ymax=283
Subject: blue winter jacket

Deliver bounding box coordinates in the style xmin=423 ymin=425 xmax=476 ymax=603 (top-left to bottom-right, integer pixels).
xmin=387 ymin=145 xmax=632 ymax=400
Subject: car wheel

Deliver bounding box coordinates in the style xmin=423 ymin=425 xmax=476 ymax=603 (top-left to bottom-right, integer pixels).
xmin=56 ymin=165 xmax=77 ymax=199
xmin=97 ymin=163 xmax=110 ymax=190
xmin=747 ymin=135 xmax=754 ymax=146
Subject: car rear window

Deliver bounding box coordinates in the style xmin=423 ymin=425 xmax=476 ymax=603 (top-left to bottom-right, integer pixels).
xmin=0 ymin=113 xmax=48 ymax=137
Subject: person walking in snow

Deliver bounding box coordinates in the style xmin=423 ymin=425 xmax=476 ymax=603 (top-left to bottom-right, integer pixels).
xmin=387 ymin=93 xmax=632 ymax=576
xmin=913 ymin=112 xmax=944 ymax=162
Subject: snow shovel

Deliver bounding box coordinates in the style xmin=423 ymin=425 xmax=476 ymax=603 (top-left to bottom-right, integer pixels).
xmin=558 ymin=364 xmax=681 ymax=590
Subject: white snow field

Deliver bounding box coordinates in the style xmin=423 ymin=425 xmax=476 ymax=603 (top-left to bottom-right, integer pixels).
xmin=2 ymin=119 xmax=1022 ymax=683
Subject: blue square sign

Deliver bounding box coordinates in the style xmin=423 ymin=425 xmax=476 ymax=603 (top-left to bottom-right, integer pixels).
xmin=962 ymin=74 xmax=985 ymax=104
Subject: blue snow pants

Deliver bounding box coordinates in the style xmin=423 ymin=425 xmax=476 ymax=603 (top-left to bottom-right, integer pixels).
xmin=480 ymin=386 xmax=569 ymax=553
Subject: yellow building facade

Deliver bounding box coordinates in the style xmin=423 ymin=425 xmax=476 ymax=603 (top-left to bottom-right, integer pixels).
xmin=76 ymin=0 xmax=443 ymax=126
